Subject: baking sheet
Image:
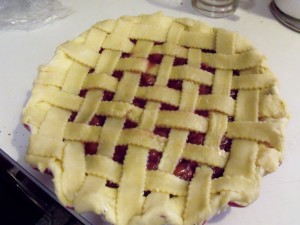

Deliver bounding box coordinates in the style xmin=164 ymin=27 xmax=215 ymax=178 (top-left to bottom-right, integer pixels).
xmin=1 ymin=1 xmax=300 ymax=224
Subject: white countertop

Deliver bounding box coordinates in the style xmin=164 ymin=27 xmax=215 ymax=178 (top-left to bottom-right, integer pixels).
xmin=1 ymin=0 xmax=300 ymax=225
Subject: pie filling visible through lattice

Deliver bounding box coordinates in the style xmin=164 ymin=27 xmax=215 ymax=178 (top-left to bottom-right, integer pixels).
xmin=22 ymin=12 xmax=289 ymax=225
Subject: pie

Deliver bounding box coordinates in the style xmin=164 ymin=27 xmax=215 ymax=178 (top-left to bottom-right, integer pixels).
xmin=22 ymin=12 xmax=289 ymax=225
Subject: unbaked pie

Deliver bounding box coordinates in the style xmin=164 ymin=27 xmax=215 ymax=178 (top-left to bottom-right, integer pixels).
xmin=22 ymin=12 xmax=289 ymax=225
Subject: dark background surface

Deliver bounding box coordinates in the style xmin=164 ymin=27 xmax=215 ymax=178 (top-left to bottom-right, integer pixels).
xmin=0 ymin=151 xmax=84 ymax=225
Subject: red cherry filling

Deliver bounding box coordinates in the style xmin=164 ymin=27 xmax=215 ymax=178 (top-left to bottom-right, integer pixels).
xmin=44 ymin=168 xmax=53 ymax=176
xmin=102 ymin=91 xmax=115 ymax=101
xmin=187 ymin=131 xmax=205 ymax=145
xmin=112 ymin=71 xmax=123 ymax=80
xmin=121 ymin=52 xmax=131 ymax=58
xmin=130 ymin=39 xmax=137 ymax=44
xmin=228 ymin=202 xmax=245 ymax=207
xmin=106 ymin=180 xmax=119 ymax=188
xmin=99 ymin=48 xmax=104 ymax=54
xmin=84 ymin=143 xmax=98 ymax=155
xmin=148 ymin=54 xmax=163 ymax=64
xmin=143 ymin=190 xmax=151 ymax=197
xmin=228 ymin=116 xmax=235 ymax=122
xmin=79 ymin=89 xmax=88 ymax=98
xmin=220 ymin=136 xmax=232 ymax=152
xmin=202 ymin=49 xmax=216 ymax=54
xmin=88 ymin=68 xmax=95 ymax=74
xmin=211 ymin=167 xmax=224 ymax=179
xmin=201 ymin=63 xmax=215 ymax=74
xmin=140 ymin=73 xmax=156 ymax=87
xmin=68 ymin=112 xmax=77 ymax=122
xmin=173 ymin=57 xmax=187 ymax=66
xmin=199 ymin=85 xmax=212 ymax=95
xmin=169 ymin=194 xmax=176 ymax=198
xmin=133 ymin=98 xmax=147 ymax=108
xmin=109 ymin=145 xmax=224 ymax=185
xmin=123 ymin=119 xmax=138 ymax=129
xmin=23 ymin=124 xmax=31 ymax=132
xmin=230 ymin=89 xmax=238 ymax=100
xmin=173 ymin=159 xmax=198 ymax=181
xmin=160 ymin=103 xmax=179 ymax=111
xmin=233 ymin=70 xmax=240 ymax=76
xmin=154 ymin=41 xmax=164 ymax=45
xmin=147 ymin=150 xmax=162 ymax=170
xmin=89 ymin=115 xmax=106 ymax=126
xmin=153 ymin=127 xmax=171 ymax=138
xmin=195 ymin=110 xmax=209 ymax=117
xmin=173 ymin=161 xmax=224 ymax=181
xmin=167 ymin=79 xmax=183 ymax=91
xmin=113 ymin=145 xmax=128 ymax=164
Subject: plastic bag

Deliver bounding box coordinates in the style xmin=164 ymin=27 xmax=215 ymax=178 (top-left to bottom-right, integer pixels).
xmin=0 ymin=0 xmax=73 ymax=30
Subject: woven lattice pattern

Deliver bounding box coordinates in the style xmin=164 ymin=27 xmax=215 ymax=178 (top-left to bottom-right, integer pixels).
xmin=23 ymin=13 xmax=288 ymax=225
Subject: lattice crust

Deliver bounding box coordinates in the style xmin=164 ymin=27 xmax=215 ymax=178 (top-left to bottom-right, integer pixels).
xmin=23 ymin=12 xmax=288 ymax=225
